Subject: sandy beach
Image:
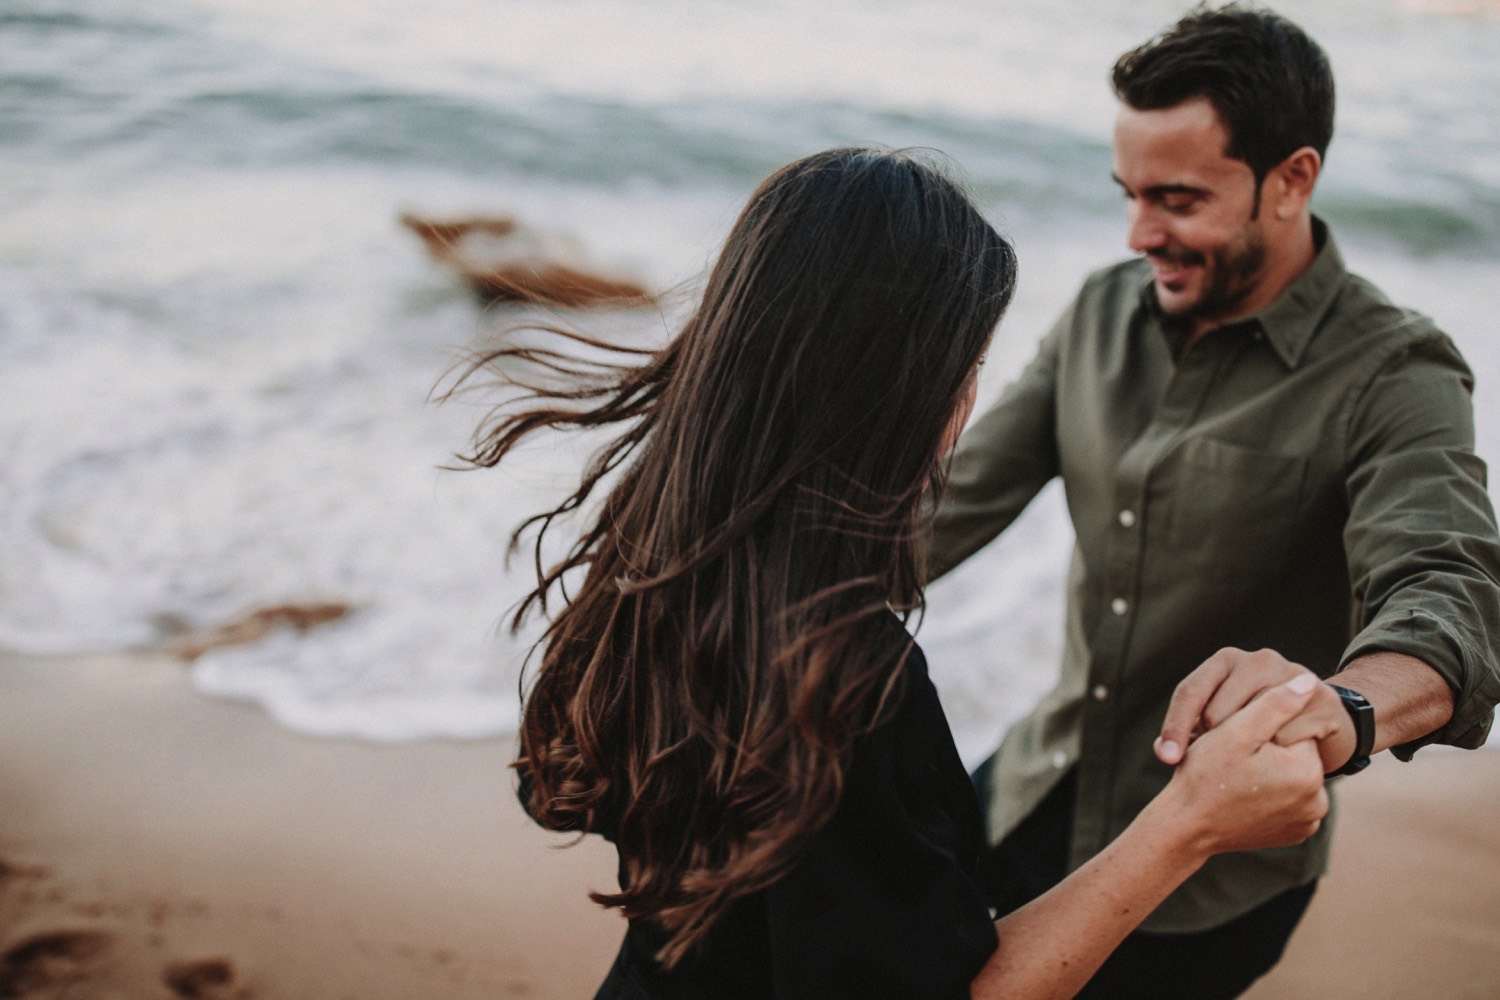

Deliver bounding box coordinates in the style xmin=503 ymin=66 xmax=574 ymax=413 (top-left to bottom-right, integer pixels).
xmin=0 ymin=651 xmax=621 ymax=999
xmin=2 ymin=650 xmax=1497 ymax=1000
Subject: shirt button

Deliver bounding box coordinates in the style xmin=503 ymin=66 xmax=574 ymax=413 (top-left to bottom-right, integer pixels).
xmin=1111 ymin=597 xmax=1128 ymax=616
xmin=1092 ymin=684 xmax=1109 ymax=702
xmin=1118 ymin=509 xmax=1136 ymax=528
xmin=1051 ymin=750 xmax=1068 ymax=770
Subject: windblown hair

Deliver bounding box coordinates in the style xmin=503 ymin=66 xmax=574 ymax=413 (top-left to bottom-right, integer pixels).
xmin=1112 ymin=3 xmax=1335 ymax=191
xmin=456 ymin=148 xmax=1016 ymax=967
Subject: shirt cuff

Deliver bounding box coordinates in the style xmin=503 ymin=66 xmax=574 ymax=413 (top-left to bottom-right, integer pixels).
xmin=1341 ymin=608 xmax=1500 ymax=760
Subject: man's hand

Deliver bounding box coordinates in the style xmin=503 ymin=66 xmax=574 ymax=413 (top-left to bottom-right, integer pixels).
xmin=1163 ymin=674 xmax=1330 ymax=857
xmin=1155 ymin=647 xmax=1357 ymax=776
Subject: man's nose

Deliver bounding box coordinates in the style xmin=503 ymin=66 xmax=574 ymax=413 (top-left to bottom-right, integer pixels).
xmin=1127 ymin=203 xmax=1166 ymax=254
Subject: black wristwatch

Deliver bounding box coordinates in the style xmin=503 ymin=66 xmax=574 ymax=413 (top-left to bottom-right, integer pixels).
xmin=1326 ymin=683 xmax=1375 ymax=777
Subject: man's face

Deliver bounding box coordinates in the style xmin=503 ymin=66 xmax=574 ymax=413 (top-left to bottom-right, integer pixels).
xmin=1112 ymin=97 xmax=1270 ymax=331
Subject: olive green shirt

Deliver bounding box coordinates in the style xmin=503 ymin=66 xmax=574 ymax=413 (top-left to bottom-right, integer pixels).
xmin=931 ymin=221 xmax=1500 ymax=932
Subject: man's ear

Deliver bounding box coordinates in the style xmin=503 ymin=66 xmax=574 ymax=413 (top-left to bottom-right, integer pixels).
xmin=1268 ymin=147 xmax=1322 ymax=221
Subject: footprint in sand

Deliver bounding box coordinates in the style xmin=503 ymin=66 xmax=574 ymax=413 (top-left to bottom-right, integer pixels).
xmin=0 ymin=928 xmax=113 ymax=996
xmin=163 ymin=956 xmax=250 ymax=1000
xmin=0 ymin=859 xmax=53 ymax=883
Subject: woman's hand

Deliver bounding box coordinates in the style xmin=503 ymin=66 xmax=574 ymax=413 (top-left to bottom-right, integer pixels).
xmin=972 ymin=674 xmax=1328 ymax=1000
xmin=1157 ymin=673 xmax=1330 ymax=860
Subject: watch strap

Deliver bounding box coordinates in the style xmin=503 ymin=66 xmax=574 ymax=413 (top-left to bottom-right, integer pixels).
xmin=1326 ymin=683 xmax=1375 ymax=777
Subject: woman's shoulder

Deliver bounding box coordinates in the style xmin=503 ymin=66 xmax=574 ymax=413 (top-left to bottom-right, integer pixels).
xmin=864 ymin=607 xmax=930 ymax=682
xmin=859 ymin=609 xmax=942 ymax=736
xmin=847 ymin=611 xmax=971 ymax=803
xmin=765 ymin=611 xmax=997 ymax=996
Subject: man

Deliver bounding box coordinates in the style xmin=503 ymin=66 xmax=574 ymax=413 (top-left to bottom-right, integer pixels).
xmin=930 ymin=5 xmax=1500 ymax=998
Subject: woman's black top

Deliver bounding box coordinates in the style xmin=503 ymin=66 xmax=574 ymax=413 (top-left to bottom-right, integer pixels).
xmin=590 ymin=612 xmax=998 ymax=999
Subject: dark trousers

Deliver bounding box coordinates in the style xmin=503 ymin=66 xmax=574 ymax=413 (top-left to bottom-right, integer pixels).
xmin=971 ymin=759 xmax=1315 ymax=1000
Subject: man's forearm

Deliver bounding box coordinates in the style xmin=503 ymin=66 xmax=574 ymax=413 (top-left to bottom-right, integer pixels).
xmin=1158 ymin=647 xmax=1460 ymax=773
xmin=1335 ymin=651 xmax=1455 ymax=754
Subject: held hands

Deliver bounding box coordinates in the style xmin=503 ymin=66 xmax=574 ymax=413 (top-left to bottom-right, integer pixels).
xmin=1159 ymin=674 xmax=1330 ymax=858
xmin=1155 ymin=647 xmax=1358 ymax=776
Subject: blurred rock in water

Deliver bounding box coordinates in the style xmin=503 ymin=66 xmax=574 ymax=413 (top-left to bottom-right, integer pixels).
xmin=401 ymin=214 xmax=656 ymax=309
xmin=160 ymin=603 xmax=353 ymax=661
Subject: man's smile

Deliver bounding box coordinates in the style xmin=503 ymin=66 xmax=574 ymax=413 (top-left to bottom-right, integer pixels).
xmin=1147 ymin=251 xmax=1203 ymax=289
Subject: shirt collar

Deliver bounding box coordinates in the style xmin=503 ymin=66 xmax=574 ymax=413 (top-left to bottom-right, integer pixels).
xmin=1138 ymin=216 xmax=1346 ymax=369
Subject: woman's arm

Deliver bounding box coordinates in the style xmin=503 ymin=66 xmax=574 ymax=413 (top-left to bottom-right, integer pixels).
xmin=971 ymin=673 xmax=1328 ymax=1000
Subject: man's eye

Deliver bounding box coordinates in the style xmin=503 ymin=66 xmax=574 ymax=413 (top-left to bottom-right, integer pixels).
xmin=1162 ymin=195 xmax=1197 ymax=214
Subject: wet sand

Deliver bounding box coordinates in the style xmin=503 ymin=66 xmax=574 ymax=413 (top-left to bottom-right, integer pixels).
xmin=1 ymin=650 xmax=1497 ymax=999
xmin=0 ymin=651 xmax=621 ymax=999
xmin=1246 ymin=745 xmax=1500 ymax=999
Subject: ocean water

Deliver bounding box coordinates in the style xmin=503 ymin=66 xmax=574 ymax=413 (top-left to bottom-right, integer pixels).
xmin=3 ymin=0 xmax=1498 ymax=757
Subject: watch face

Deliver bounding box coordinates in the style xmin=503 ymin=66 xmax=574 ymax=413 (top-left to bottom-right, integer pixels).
xmin=1331 ymin=684 xmax=1371 ymax=711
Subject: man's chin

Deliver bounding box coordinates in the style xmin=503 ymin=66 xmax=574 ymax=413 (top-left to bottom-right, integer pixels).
xmin=1154 ymin=282 xmax=1200 ymax=317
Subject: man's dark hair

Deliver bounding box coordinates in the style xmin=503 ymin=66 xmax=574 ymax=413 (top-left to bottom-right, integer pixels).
xmin=1112 ymin=3 xmax=1335 ymax=188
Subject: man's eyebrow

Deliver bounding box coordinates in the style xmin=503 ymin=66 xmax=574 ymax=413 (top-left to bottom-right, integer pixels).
xmin=1110 ymin=174 xmax=1208 ymax=198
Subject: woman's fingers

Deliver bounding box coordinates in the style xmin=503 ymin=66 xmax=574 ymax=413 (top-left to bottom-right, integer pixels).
xmin=1201 ymin=654 xmax=1288 ymax=728
xmin=1215 ymin=673 xmax=1321 ymax=750
xmin=1159 ymin=648 xmax=1318 ymax=765
xmin=1177 ymin=702 xmax=1329 ymax=856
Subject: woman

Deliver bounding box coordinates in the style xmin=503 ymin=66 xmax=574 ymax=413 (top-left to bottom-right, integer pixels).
xmin=458 ymin=148 xmax=1326 ymax=998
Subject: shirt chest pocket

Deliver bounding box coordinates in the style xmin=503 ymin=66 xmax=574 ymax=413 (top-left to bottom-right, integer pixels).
xmin=1163 ymin=437 xmax=1309 ymax=581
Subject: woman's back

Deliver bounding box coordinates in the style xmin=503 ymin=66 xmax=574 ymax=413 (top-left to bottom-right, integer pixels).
xmin=594 ymin=613 xmax=995 ymax=1000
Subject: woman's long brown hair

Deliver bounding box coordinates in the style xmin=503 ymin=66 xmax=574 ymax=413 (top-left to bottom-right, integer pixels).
xmin=454 ymin=148 xmax=1016 ymax=967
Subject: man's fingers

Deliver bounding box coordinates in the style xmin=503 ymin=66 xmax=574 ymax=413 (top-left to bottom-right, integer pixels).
xmin=1201 ymin=674 xmax=1269 ymax=732
xmin=1218 ymin=673 xmax=1321 ymax=747
xmin=1272 ymin=685 xmax=1359 ymax=773
xmin=1271 ymin=713 xmax=1326 ymax=747
xmin=1201 ymin=649 xmax=1303 ymax=730
xmin=1157 ymin=650 xmax=1238 ymax=764
xmin=1271 ymin=705 xmax=1344 ymax=748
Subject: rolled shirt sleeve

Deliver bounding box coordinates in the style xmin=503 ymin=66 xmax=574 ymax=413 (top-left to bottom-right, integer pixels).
xmin=1340 ymin=331 xmax=1500 ymax=755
